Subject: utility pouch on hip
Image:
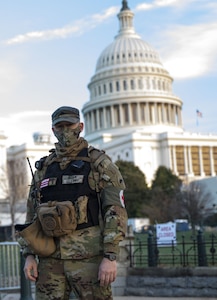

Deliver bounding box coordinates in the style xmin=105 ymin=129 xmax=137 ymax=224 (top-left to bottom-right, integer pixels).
xmin=15 ymin=219 xmax=56 ymax=257
xmin=37 ymin=200 xmax=77 ymax=237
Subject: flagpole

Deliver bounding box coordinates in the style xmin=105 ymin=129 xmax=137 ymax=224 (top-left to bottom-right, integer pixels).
xmin=196 ymin=109 xmax=202 ymax=132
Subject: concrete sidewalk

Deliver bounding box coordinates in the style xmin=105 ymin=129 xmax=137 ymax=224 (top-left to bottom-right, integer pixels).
xmin=115 ymin=298 xmax=217 ymax=300
xmin=1 ymin=295 xmax=217 ymax=300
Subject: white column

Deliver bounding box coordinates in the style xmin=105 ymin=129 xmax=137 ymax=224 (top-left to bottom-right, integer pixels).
xmin=137 ymin=103 xmax=141 ymax=123
xmin=120 ymin=104 xmax=124 ymax=126
xmin=86 ymin=113 xmax=90 ymax=134
xmin=103 ymin=107 xmax=107 ymax=128
xmin=168 ymin=104 xmax=172 ymax=124
xmin=178 ymin=106 xmax=182 ymax=126
xmin=188 ymin=146 xmax=193 ymax=175
xmin=154 ymin=102 xmax=157 ymax=123
xmin=110 ymin=105 xmax=115 ymax=127
xmin=162 ymin=103 xmax=166 ymax=123
xmin=91 ymin=111 xmax=94 ymax=131
xmin=145 ymin=102 xmax=149 ymax=124
xmin=128 ymin=103 xmax=133 ymax=125
xmin=199 ymin=146 xmax=205 ymax=176
xmin=172 ymin=146 xmax=177 ymax=174
xmin=210 ymin=146 xmax=216 ymax=176
xmin=96 ymin=109 xmax=100 ymax=130
xmin=168 ymin=146 xmax=173 ymax=169
xmin=184 ymin=146 xmax=188 ymax=175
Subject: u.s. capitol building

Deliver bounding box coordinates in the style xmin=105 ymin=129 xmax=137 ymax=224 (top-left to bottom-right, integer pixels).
xmin=82 ymin=0 xmax=217 ymax=185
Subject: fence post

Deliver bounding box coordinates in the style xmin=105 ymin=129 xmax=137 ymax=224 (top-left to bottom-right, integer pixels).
xmin=147 ymin=230 xmax=158 ymax=267
xmin=20 ymin=251 xmax=33 ymax=300
xmin=197 ymin=230 xmax=207 ymax=266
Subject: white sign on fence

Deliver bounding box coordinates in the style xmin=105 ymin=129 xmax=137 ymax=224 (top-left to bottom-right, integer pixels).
xmin=156 ymin=222 xmax=176 ymax=246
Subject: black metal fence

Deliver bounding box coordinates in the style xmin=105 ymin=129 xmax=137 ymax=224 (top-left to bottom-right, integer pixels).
xmin=126 ymin=230 xmax=217 ymax=268
xmin=0 ymin=242 xmax=33 ymax=299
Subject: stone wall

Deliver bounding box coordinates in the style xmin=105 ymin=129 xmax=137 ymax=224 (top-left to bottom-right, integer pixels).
xmin=111 ymin=226 xmax=217 ymax=297
xmin=124 ymin=267 xmax=217 ymax=297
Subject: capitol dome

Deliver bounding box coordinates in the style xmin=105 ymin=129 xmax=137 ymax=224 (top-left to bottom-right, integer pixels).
xmin=95 ymin=16 xmax=163 ymax=72
xmin=82 ymin=0 xmax=183 ymax=145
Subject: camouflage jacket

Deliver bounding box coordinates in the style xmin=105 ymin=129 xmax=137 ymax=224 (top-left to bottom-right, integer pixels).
xmin=22 ymin=144 xmax=128 ymax=259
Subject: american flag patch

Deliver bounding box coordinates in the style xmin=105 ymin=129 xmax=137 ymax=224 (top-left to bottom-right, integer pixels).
xmin=40 ymin=178 xmax=49 ymax=188
xmin=40 ymin=178 xmax=57 ymax=188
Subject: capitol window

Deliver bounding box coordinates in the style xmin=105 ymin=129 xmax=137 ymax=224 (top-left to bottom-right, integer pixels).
xmin=138 ymin=79 xmax=143 ymax=89
xmin=116 ymin=81 xmax=120 ymax=92
xmin=103 ymin=84 xmax=107 ymax=94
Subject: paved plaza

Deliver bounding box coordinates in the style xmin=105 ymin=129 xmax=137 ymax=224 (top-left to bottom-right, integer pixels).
xmin=1 ymin=295 xmax=217 ymax=300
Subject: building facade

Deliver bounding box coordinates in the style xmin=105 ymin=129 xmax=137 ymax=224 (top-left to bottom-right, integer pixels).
xmin=0 ymin=133 xmax=53 ymax=228
xmin=82 ymin=0 xmax=217 ymax=185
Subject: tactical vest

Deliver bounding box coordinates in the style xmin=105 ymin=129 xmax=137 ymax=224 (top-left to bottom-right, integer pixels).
xmin=39 ymin=148 xmax=99 ymax=230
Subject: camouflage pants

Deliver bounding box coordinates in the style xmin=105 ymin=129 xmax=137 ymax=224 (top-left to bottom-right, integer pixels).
xmin=35 ymin=256 xmax=113 ymax=300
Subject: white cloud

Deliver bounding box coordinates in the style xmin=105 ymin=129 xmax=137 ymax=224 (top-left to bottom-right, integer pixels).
xmin=135 ymin=3 xmax=154 ymax=11
xmin=0 ymin=111 xmax=53 ymax=146
xmin=9 ymin=110 xmax=51 ymax=120
xmin=159 ymin=22 xmax=217 ymax=78
xmin=154 ymin=0 xmax=182 ymax=7
xmin=135 ymin=0 xmax=195 ymax=11
xmin=4 ymin=6 xmax=119 ymax=45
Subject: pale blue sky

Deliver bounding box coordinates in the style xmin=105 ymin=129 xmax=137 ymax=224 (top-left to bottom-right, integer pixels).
xmin=0 ymin=0 xmax=216 ymax=146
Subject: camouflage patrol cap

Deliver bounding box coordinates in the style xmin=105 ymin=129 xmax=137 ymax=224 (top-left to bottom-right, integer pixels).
xmin=52 ymin=106 xmax=80 ymax=125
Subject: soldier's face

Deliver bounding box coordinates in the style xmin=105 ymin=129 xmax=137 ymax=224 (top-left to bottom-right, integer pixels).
xmin=52 ymin=122 xmax=83 ymax=147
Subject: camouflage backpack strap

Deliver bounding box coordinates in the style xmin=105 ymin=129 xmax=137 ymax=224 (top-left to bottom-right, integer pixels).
xmin=33 ymin=149 xmax=57 ymax=203
xmin=35 ymin=149 xmax=56 ymax=176
xmin=88 ymin=146 xmax=110 ymax=232
xmin=88 ymin=146 xmax=111 ymax=191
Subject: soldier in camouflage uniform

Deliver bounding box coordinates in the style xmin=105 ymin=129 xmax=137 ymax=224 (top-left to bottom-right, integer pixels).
xmin=22 ymin=106 xmax=128 ymax=300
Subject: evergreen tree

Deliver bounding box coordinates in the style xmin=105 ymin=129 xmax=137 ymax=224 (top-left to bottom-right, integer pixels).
xmin=115 ymin=160 xmax=149 ymax=218
xmin=146 ymin=166 xmax=183 ymax=223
